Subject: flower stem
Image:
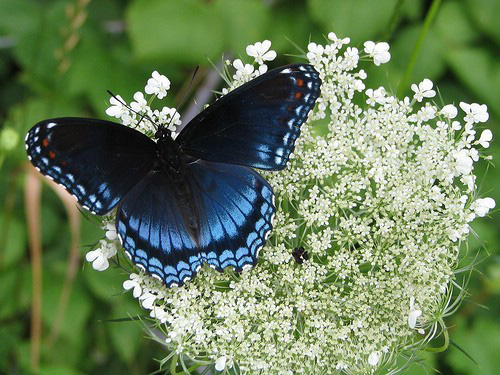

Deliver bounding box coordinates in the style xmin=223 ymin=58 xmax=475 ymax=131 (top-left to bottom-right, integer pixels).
xmin=170 ymin=353 xmax=179 ymax=375
xmin=397 ymin=0 xmax=442 ymax=98
xmin=424 ymin=322 xmax=449 ymax=352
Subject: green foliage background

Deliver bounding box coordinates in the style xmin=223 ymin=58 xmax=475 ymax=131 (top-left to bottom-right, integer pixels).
xmin=0 ymin=0 xmax=498 ymax=374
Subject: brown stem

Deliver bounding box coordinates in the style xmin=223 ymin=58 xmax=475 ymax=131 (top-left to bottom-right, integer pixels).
xmin=24 ymin=165 xmax=43 ymax=372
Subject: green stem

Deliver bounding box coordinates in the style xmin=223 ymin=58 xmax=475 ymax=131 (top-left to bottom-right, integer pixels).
xmin=397 ymin=0 xmax=442 ymax=97
xmin=383 ymin=0 xmax=406 ymax=41
xmin=424 ymin=325 xmax=449 ymax=353
xmin=170 ymin=353 xmax=179 ymax=375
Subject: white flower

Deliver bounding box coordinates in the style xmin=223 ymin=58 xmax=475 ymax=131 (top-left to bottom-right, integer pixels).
xmin=123 ymin=273 xmax=143 ymax=298
xmin=408 ymin=297 xmax=422 ymax=329
xmin=150 ymin=305 xmax=168 ymax=323
xmin=440 ymin=104 xmax=458 ymax=119
xmin=158 ymin=107 xmax=182 ymax=131
xmin=104 ymin=223 xmax=117 ymax=241
xmin=130 ymin=91 xmax=148 ymax=113
xmin=105 ymin=95 xmax=129 ymax=119
xmin=368 ymin=351 xmax=380 ymax=366
xmin=459 ymin=102 xmax=489 ymax=123
xmin=233 ymin=59 xmax=255 ymax=82
xmin=327 ymin=32 xmax=350 ymax=45
xmin=363 ymin=41 xmax=391 ymax=66
xmin=451 ymin=121 xmax=461 ymax=131
xmin=257 ymin=64 xmax=268 ymax=75
xmin=145 ymin=71 xmax=171 ymax=99
xmin=246 ymin=40 xmax=276 ymax=64
xmin=85 ymin=240 xmax=117 ymax=271
xmin=106 ymin=35 xmax=495 ymax=375
xmin=365 ymin=87 xmax=387 ymax=106
xmin=477 ymin=129 xmax=493 ymax=148
xmin=411 ymin=78 xmax=436 ymax=102
xmin=215 ymin=356 xmax=227 ymax=371
xmin=454 ymin=149 xmax=473 ymax=175
xmin=139 ymin=292 xmax=156 ymax=310
xmin=307 ymin=42 xmax=324 ymax=64
xmin=473 ymin=197 xmax=495 ymax=217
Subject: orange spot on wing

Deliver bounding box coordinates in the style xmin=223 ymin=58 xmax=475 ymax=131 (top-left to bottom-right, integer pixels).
xmin=297 ymin=78 xmax=304 ymax=87
xmin=42 ymin=138 xmax=49 ymax=147
xmin=295 ymin=91 xmax=302 ymax=99
xmin=49 ymin=151 xmax=56 ymax=159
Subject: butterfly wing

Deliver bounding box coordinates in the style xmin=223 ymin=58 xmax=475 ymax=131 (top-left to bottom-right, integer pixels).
xmin=116 ymin=159 xmax=275 ymax=287
xmin=25 ymin=118 xmax=157 ymax=214
xmin=189 ymin=160 xmax=275 ymax=272
xmin=176 ymin=63 xmax=321 ymax=171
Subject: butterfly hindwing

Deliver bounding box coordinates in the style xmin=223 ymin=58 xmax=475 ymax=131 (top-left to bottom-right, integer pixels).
xmin=188 ymin=160 xmax=275 ymax=272
xmin=116 ymin=160 xmax=275 ymax=287
xmin=176 ymin=64 xmax=321 ymax=171
xmin=26 ymin=118 xmax=157 ymax=214
xmin=116 ymin=170 xmax=202 ymax=286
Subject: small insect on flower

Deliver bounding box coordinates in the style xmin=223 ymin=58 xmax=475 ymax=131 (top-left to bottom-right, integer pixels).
xmin=292 ymin=246 xmax=309 ymax=264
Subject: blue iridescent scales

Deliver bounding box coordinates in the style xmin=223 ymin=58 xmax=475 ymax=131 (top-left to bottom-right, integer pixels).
xmin=25 ymin=63 xmax=321 ymax=287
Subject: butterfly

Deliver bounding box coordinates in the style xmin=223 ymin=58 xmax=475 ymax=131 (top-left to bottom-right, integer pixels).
xmin=25 ymin=63 xmax=321 ymax=287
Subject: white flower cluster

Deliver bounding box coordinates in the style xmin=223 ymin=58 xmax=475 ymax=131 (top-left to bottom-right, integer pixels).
xmin=222 ymin=40 xmax=277 ymax=94
xmin=100 ymin=36 xmax=494 ymax=374
xmin=105 ymin=71 xmax=181 ymax=136
xmin=85 ymin=219 xmax=118 ymax=271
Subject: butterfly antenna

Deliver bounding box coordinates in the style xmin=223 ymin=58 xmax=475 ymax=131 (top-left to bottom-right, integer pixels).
xmin=166 ymin=66 xmax=200 ymax=132
xmin=106 ymin=90 xmax=158 ymax=131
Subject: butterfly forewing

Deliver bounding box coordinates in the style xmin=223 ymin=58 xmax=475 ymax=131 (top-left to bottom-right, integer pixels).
xmin=176 ymin=63 xmax=321 ymax=171
xmin=26 ymin=118 xmax=158 ymax=214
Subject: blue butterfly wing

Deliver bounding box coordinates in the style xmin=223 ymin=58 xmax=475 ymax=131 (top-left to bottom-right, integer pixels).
xmin=189 ymin=160 xmax=275 ymax=272
xmin=25 ymin=118 xmax=157 ymax=214
xmin=116 ymin=170 xmax=202 ymax=286
xmin=115 ymin=160 xmax=275 ymax=287
xmin=176 ymin=63 xmax=321 ymax=171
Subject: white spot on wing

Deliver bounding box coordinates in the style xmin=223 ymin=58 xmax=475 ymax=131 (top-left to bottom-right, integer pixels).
xmin=46 ymin=122 xmax=57 ymax=129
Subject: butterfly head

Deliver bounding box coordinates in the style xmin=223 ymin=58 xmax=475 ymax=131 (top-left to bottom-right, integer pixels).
xmin=155 ymin=125 xmax=172 ymax=141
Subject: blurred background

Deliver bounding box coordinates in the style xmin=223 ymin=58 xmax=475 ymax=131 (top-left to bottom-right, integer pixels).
xmin=0 ymin=0 xmax=498 ymax=374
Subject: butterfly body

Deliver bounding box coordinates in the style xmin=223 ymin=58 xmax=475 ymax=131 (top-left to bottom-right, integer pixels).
xmin=25 ymin=63 xmax=321 ymax=287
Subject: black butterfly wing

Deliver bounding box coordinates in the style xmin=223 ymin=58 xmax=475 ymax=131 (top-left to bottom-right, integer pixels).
xmin=25 ymin=118 xmax=158 ymax=214
xmin=176 ymin=63 xmax=321 ymax=171
xmin=116 ymin=159 xmax=274 ymax=287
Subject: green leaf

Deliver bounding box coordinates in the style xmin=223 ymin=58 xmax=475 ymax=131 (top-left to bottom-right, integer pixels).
xmin=447 ymin=47 xmax=500 ymax=119
xmin=108 ymin=299 xmax=144 ymax=363
xmin=466 ymin=0 xmax=500 ymax=46
xmin=434 ymin=1 xmax=478 ymax=46
xmin=446 ymin=317 xmax=500 ymax=375
xmin=127 ymin=0 xmax=225 ymax=64
xmin=41 ymin=268 xmax=92 ymax=344
xmin=82 ymin=261 xmax=125 ymax=300
xmin=0 ymin=215 xmax=26 ymax=268
xmin=307 ymin=0 xmax=398 ymax=43
xmin=393 ymin=351 xmax=437 ymax=375
xmin=267 ymin=2 xmax=322 ymax=56
xmin=39 ymin=364 xmax=83 ymax=375
xmin=0 ymin=268 xmax=26 ymax=319
xmin=10 ymin=2 xmax=68 ymax=90
xmin=214 ymin=0 xmax=269 ymax=54
xmin=390 ymin=24 xmax=446 ymax=91
xmin=0 ymin=0 xmax=40 ymax=37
